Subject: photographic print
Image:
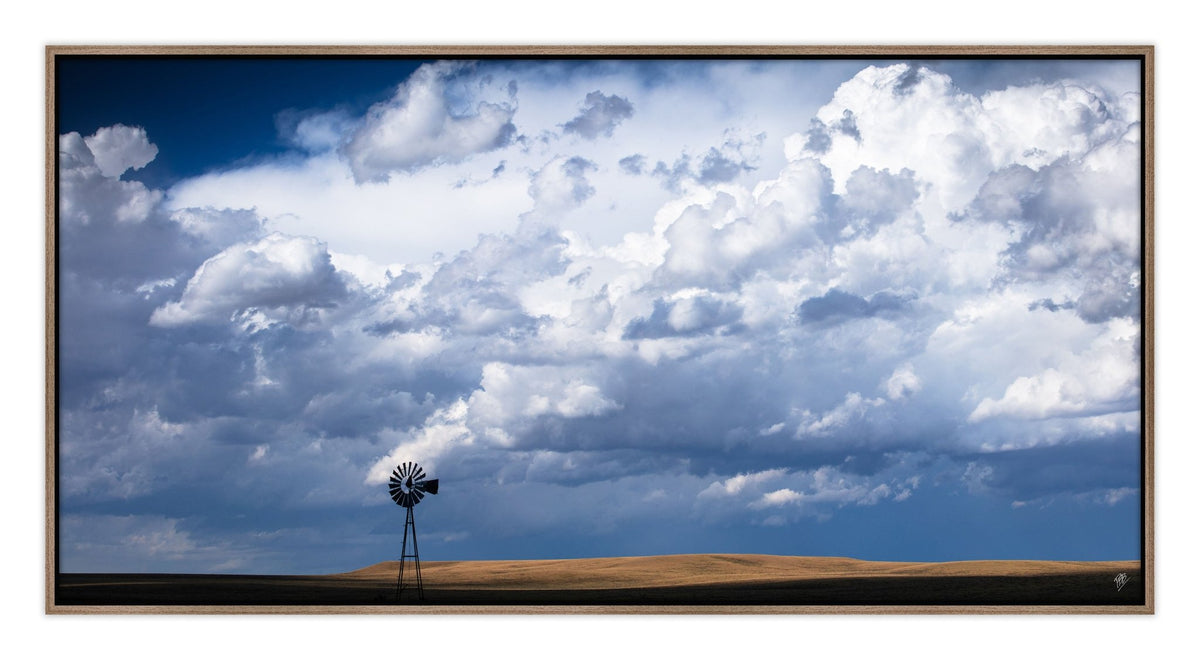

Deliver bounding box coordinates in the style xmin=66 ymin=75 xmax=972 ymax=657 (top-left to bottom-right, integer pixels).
xmin=48 ymin=47 xmax=1152 ymax=612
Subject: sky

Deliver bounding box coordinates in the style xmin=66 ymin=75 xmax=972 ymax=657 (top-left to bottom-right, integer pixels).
xmin=55 ymin=55 xmax=1145 ymax=574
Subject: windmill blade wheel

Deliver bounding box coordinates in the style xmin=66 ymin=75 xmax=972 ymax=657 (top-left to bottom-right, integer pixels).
xmin=388 ymin=462 xmax=438 ymax=508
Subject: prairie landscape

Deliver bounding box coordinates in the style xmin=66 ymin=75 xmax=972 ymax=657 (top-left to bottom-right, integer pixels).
xmin=54 ymin=59 xmax=1148 ymax=615
xmin=56 ymin=554 xmax=1143 ymax=608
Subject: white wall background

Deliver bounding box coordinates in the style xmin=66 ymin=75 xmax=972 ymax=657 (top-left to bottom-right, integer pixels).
xmin=3 ymin=3 xmax=1192 ymax=658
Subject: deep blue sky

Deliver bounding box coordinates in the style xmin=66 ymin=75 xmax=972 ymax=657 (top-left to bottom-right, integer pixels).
xmin=56 ymin=56 xmax=1144 ymax=574
xmin=57 ymin=57 xmax=424 ymax=187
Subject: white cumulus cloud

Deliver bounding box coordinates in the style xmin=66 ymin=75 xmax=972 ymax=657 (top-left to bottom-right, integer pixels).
xmin=342 ymin=61 xmax=517 ymax=182
xmin=83 ymin=124 xmax=159 ymax=178
xmin=150 ymin=232 xmax=349 ymax=327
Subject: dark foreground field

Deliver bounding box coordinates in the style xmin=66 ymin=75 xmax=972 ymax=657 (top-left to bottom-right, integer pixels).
xmin=56 ymin=554 xmax=1144 ymax=608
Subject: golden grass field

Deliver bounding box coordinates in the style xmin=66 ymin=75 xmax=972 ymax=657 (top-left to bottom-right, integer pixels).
xmin=56 ymin=554 xmax=1144 ymax=608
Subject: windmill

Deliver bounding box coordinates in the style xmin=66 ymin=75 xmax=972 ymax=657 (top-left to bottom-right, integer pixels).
xmin=388 ymin=461 xmax=439 ymax=601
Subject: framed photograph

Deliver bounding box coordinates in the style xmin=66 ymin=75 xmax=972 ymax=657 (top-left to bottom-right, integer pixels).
xmin=47 ymin=46 xmax=1153 ymax=613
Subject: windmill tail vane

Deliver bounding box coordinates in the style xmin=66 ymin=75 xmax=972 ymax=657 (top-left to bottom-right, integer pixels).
xmin=388 ymin=461 xmax=437 ymax=601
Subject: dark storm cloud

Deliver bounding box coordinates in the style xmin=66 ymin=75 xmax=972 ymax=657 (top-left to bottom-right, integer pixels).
xmin=58 ymin=129 xmax=277 ymax=420
xmin=301 ymin=389 xmax=428 ymax=439
xmin=797 ymin=289 xmax=913 ymax=326
xmin=518 ymin=449 xmax=688 ymax=487
xmin=363 ymin=318 xmax=413 ymax=336
xmin=562 ymin=90 xmax=634 ymax=139
xmin=58 ymin=124 xmax=449 ymax=558
xmin=957 ymin=433 xmax=1140 ymax=503
xmin=622 ymin=296 xmax=745 ymax=339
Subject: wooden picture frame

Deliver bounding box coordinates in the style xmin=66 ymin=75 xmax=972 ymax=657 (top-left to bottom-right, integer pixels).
xmin=46 ymin=45 xmax=1153 ymax=614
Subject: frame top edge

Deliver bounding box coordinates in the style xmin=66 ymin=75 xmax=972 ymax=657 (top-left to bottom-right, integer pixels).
xmin=45 ymin=44 xmax=1154 ymax=57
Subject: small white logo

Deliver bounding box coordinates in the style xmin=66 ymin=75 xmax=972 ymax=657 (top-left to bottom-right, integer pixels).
xmin=1114 ymin=573 xmax=1130 ymax=591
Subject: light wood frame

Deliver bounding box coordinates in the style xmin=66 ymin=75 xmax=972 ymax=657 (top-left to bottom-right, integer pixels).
xmin=45 ymin=45 xmax=1154 ymax=614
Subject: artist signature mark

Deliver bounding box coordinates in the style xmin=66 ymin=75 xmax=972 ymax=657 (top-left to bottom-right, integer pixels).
xmin=1114 ymin=573 xmax=1130 ymax=592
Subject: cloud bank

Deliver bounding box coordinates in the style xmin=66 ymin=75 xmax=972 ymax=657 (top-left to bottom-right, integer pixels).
xmin=57 ymin=60 xmax=1143 ymax=572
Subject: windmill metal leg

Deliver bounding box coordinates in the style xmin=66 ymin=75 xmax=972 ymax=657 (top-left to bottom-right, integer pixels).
xmin=411 ymin=507 xmax=423 ymax=600
xmin=395 ymin=508 xmax=410 ymax=600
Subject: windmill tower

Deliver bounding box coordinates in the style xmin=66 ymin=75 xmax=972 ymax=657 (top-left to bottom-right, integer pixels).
xmin=388 ymin=461 xmax=439 ymax=601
